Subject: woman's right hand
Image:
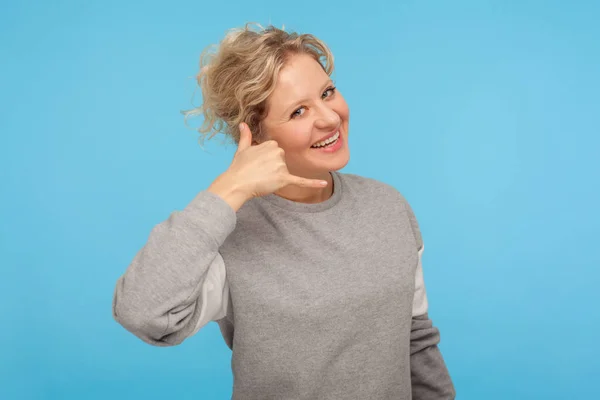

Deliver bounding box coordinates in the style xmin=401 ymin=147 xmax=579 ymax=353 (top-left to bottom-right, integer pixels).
xmin=207 ymin=123 xmax=328 ymax=211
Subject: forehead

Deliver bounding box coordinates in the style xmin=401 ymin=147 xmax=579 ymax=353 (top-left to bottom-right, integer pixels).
xmin=268 ymin=53 xmax=329 ymax=103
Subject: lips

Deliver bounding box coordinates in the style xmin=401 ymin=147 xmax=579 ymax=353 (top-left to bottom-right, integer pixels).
xmin=312 ymin=129 xmax=339 ymax=146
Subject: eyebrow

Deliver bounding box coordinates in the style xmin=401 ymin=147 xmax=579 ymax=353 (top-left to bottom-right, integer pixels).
xmin=282 ymin=79 xmax=334 ymax=116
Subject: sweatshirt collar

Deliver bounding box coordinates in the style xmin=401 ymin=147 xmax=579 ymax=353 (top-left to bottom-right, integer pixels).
xmin=257 ymin=171 xmax=343 ymax=213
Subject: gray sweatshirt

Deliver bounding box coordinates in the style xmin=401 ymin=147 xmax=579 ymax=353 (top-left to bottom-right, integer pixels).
xmin=112 ymin=171 xmax=455 ymax=399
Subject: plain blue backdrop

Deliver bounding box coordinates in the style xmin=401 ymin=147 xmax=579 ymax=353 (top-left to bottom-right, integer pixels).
xmin=1 ymin=0 xmax=599 ymax=399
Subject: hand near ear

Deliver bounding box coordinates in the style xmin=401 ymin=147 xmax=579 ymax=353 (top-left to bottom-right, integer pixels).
xmin=207 ymin=123 xmax=327 ymax=211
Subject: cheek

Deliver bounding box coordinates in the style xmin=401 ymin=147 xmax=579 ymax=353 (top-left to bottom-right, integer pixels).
xmin=278 ymin=124 xmax=314 ymax=150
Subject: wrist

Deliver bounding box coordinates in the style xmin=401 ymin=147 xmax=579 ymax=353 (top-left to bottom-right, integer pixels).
xmin=207 ymin=173 xmax=249 ymax=212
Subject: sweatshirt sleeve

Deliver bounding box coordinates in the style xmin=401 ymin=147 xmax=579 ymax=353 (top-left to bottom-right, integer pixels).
xmin=403 ymin=196 xmax=456 ymax=399
xmin=112 ymin=190 xmax=236 ymax=347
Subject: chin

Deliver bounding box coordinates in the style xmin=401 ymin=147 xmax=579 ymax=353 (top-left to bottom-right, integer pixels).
xmin=332 ymin=154 xmax=350 ymax=171
xmin=321 ymin=151 xmax=350 ymax=173
xmin=303 ymin=137 xmax=350 ymax=174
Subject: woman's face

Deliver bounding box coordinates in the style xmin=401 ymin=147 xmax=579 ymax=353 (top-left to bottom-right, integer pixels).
xmin=260 ymin=53 xmax=350 ymax=178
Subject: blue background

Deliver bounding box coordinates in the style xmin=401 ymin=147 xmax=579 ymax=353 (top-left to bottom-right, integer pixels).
xmin=2 ymin=0 xmax=599 ymax=399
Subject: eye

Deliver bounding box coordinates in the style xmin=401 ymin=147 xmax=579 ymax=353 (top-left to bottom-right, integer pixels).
xmin=291 ymin=107 xmax=305 ymax=119
xmin=322 ymin=86 xmax=336 ymax=99
xmin=290 ymin=86 xmax=336 ymax=119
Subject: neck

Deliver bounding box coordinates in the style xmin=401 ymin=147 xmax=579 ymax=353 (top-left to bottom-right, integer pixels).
xmin=273 ymin=171 xmax=334 ymax=204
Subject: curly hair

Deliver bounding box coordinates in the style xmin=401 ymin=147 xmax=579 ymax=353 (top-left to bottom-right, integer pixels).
xmin=181 ymin=23 xmax=335 ymax=148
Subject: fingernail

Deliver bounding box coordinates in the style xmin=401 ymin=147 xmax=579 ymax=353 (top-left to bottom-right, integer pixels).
xmin=320 ymin=181 xmax=328 ymax=186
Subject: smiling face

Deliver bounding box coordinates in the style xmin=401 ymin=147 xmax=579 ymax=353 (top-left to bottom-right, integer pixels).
xmin=259 ymin=53 xmax=350 ymax=179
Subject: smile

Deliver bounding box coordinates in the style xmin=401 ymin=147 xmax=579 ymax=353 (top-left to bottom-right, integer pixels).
xmin=310 ymin=131 xmax=340 ymax=148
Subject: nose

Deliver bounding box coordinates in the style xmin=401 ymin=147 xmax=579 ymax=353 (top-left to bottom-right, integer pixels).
xmin=314 ymin=102 xmax=341 ymax=131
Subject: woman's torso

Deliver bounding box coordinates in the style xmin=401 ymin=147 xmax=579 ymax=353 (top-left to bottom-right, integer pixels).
xmin=217 ymin=171 xmax=420 ymax=400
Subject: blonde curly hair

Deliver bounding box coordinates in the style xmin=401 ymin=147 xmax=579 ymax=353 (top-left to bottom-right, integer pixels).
xmin=181 ymin=23 xmax=335 ymax=147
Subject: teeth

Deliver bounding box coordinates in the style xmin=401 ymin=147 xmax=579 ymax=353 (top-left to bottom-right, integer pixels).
xmin=311 ymin=131 xmax=339 ymax=148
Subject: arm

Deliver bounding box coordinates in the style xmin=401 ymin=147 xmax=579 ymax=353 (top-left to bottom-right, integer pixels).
xmin=404 ymin=198 xmax=456 ymax=399
xmin=112 ymin=190 xmax=236 ymax=347
xmin=410 ymin=244 xmax=456 ymax=399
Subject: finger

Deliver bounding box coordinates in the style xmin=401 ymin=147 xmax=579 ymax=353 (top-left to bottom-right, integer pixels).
xmin=285 ymin=173 xmax=328 ymax=188
xmin=236 ymin=123 xmax=252 ymax=153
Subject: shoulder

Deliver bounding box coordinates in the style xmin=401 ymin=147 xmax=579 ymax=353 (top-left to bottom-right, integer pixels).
xmin=337 ymin=171 xmax=410 ymax=211
xmin=338 ymin=171 xmax=423 ymax=248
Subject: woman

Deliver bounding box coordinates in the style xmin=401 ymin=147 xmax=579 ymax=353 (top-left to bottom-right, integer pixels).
xmin=112 ymin=23 xmax=456 ymax=400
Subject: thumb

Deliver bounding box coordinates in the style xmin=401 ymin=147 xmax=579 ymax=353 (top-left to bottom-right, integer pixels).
xmin=236 ymin=123 xmax=252 ymax=153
